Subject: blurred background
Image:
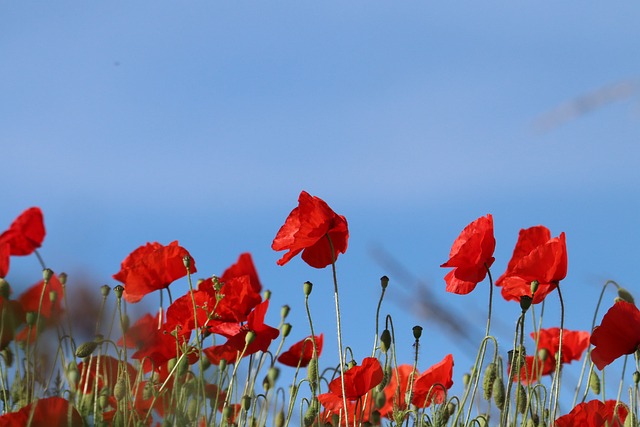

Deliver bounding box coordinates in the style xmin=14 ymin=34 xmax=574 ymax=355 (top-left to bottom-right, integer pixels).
xmin=2 ymin=1 xmax=640 ymax=414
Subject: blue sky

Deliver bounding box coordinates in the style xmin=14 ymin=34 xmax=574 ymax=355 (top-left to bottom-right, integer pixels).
xmin=2 ymin=1 xmax=640 ymax=413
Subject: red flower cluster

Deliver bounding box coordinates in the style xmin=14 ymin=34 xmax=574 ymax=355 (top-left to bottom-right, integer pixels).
xmin=0 ymin=396 xmax=83 ymax=427
xmin=272 ymin=191 xmax=349 ymax=269
xmin=411 ymin=354 xmax=454 ymax=407
xmin=497 ymin=226 xmax=567 ymax=304
xmin=441 ymin=215 xmax=495 ymax=294
xmin=555 ymin=399 xmax=627 ymax=427
xmin=590 ymin=301 xmax=640 ymax=370
xmin=511 ymin=328 xmax=589 ymax=383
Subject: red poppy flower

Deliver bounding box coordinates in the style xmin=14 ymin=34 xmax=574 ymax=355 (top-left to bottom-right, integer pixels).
xmin=0 ymin=207 xmax=46 ymax=256
xmin=113 ymin=241 xmax=197 ymax=303
xmin=591 ymin=301 xmax=640 ymax=370
xmin=277 ymin=334 xmax=323 ymax=367
xmin=380 ymin=364 xmax=417 ymax=418
xmin=220 ymin=252 xmax=262 ymax=293
xmin=440 ymin=215 xmax=495 ymax=294
xmin=317 ymin=392 xmax=372 ymax=426
xmin=0 ymin=242 xmax=9 ymax=277
xmin=496 ymin=226 xmax=567 ymax=304
xmin=0 ymin=396 xmax=83 ymax=427
xmin=203 ymin=300 xmax=279 ymax=365
xmin=555 ymin=399 xmax=627 ymax=427
xmin=411 ymin=354 xmax=454 ymax=407
xmin=272 ymin=191 xmax=349 ymax=269
xmin=512 ymin=328 xmax=590 ymax=383
xmin=326 ymin=357 xmax=383 ymax=400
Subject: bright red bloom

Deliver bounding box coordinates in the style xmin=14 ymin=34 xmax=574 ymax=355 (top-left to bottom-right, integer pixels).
xmin=555 ymin=399 xmax=627 ymax=427
xmin=512 ymin=328 xmax=590 ymax=383
xmin=591 ymin=301 xmax=640 ymax=370
xmin=317 ymin=392 xmax=372 ymax=426
xmin=203 ymin=300 xmax=279 ymax=365
xmin=440 ymin=215 xmax=495 ymax=294
xmin=496 ymin=226 xmax=567 ymax=304
xmin=272 ymin=191 xmax=349 ymax=269
xmin=0 ymin=207 xmax=46 ymax=256
xmin=326 ymin=357 xmax=383 ymax=400
xmin=277 ymin=334 xmax=323 ymax=367
xmin=113 ymin=241 xmax=197 ymax=303
xmin=411 ymin=354 xmax=454 ymax=407
xmin=220 ymin=252 xmax=262 ymax=293
xmin=0 ymin=242 xmax=9 ymax=277
xmin=380 ymin=364 xmax=417 ymax=418
xmin=0 ymin=396 xmax=83 ymax=427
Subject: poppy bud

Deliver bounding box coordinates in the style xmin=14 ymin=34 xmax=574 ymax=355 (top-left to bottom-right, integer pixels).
xmin=275 ymin=409 xmax=285 ymax=427
xmin=1 ymin=348 xmax=13 ymax=368
xmin=380 ymin=275 xmax=389 ymax=290
xmin=58 ymin=272 xmax=68 ymax=285
xmin=263 ymin=290 xmax=272 ymax=300
xmin=515 ymin=384 xmax=527 ymax=414
xmin=222 ymin=406 xmax=234 ymax=420
xmin=100 ymin=284 xmax=111 ymax=297
xmin=98 ymin=393 xmax=109 ymax=410
xmin=113 ymin=285 xmax=124 ymax=299
xmin=463 ymin=373 xmax=471 ymax=388
xmin=303 ymin=281 xmax=313 ymax=296
xmin=413 ymin=325 xmax=423 ymax=340
xmin=0 ymin=278 xmax=10 ymax=298
xmin=49 ymin=290 xmax=58 ymax=303
xmin=307 ymin=358 xmax=318 ymax=390
xmin=520 ymin=296 xmax=533 ymax=313
xmin=537 ymin=348 xmax=549 ymax=362
xmin=589 ymin=369 xmax=601 ymax=394
xmin=42 ymin=268 xmax=53 ymax=282
xmin=282 ymin=323 xmax=292 ymax=338
xmin=380 ymin=329 xmax=392 ymax=353
xmin=241 ymin=395 xmax=252 ymax=411
xmin=281 ymin=305 xmax=290 ymax=319
xmin=634 ymin=371 xmax=640 ymax=385
xmin=219 ymin=359 xmax=227 ymax=372
xmin=114 ymin=376 xmax=127 ymax=401
xmin=245 ymin=330 xmax=256 ymax=346
xmin=374 ymin=390 xmax=386 ymax=409
xmin=182 ymin=255 xmax=191 ymax=270
xmin=493 ymin=379 xmax=505 ymax=410
xmin=25 ymin=311 xmax=37 ymax=326
xmin=482 ymin=362 xmax=497 ymax=400
xmin=75 ymin=341 xmax=98 ymax=358
xmin=530 ymin=280 xmax=539 ymax=296
xmin=176 ymin=356 xmax=189 ymax=377
xmin=268 ymin=366 xmax=280 ymax=384
xmin=347 ymin=359 xmax=357 ymax=370
xmin=624 ymin=412 xmax=637 ymax=427
xmin=617 ymin=288 xmax=635 ymax=305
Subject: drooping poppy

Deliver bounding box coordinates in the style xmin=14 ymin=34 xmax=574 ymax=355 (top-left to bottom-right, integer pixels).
xmin=113 ymin=241 xmax=197 ymax=303
xmin=0 ymin=207 xmax=46 ymax=257
xmin=272 ymin=191 xmax=349 ymax=269
xmin=554 ymin=399 xmax=627 ymax=427
xmin=326 ymin=357 xmax=383 ymax=400
xmin=512 ymin=328 xmax=590 ymax=383
xmin=440 ymin=215 xmax=495 ymax=294
xmin=203 ymin=300 xmax=279 ymax=365
xmin=496 ymin=226 xmax=567 ymax=304
xmin=277 ymin=334 xmax=323 ymax=367
xmin=0 ymin=396 xmax=83 ymax=427
xmin=411 ymin=354 xmax=454 ymax=407
xmin=590 ymin=301 xmax=640 ymax=370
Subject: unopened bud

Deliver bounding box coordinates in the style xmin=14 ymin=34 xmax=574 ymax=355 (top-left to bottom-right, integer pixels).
xmin=634 ymin=371 xmax=640 ymax=385
xmin=275 ymin=410 xmax=285 ymax=427
xmin=618 ymin=288 xmax=635 ymax=305
xmin=263 ymin=290 xmax=272 ymax=300
xmin=75 ymin=341 xmax=98 ymax=358
xmin=589 ymin=370 xmax=601 ymax=395
xmin=493 ymin=379 xmax=505 ymax=410
xmin=1 ymin=348 xmax=13 ymax=368
xmin=282 ymin=323 xmax=292 ymax=338
xmin=463 ymin=373 xmax=471 ymax=388
xmin=530 ymin=280 xmax=539 ymax=295
xmin=114 ymin=376 xmax=127 ymax=401
xmin=303 ymin=281 xmax=313 ymax=296
xmin=307 ymin=358 xmax=318 ymax=388
xmin=380 ymin=329 xmax=392 ymax=353
xmin=515 ymin=384 xmax=527 ymax=414
xmin=482 ymin=363 xmax=497 ymax=400
xmin=245 ymin=330 xmax=256 ymax=346
xmin=219 ymin=359 xmax=227 ymax=371
xmin=49 ymin=290 xmax=58 ymax=303
xmin=280 ymin=305 xmax=290 ymax=319
xmin=380 ymin=276 xmax=389 ymax=290
xmin=42 ymin=268 xmax=53 ymax=282
xmin=241 ymin=395 xmax=252 ymax=411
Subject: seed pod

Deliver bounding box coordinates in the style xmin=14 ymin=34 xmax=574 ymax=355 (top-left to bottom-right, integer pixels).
xmin=482 ymin=363 xmax=497 ymax=400
xmin=493 ymin=379 xmax=505 ymax=410
xmin=275 ymin=409 xmax=285 ymax=427
xmin=617 ymin=288 xmax=635 ymax=305
xmin=75 ymin=341 xmax=98 ymax=358
xmin=282 ymin=323 xmax=292 ymax=338
xmin=380 ymin=329 xmax=392 ymax=353
xmin=516 ymin=384 xmax=527 ymax=414
xmin=303 ymin=281 xmax=313 ymax=296
xmin=241 ymin=395 xmax=252 ymax=411
xmin=589 ymin=370 xmax=601 ymax=395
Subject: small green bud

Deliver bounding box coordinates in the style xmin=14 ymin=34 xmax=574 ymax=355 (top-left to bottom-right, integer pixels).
xmin=245 ymin=330 xmax=256 ymax=346
xmin=100 ymin=285 xmax=111 ymax=297
xmin=624 ymin=411 xmax=637 ymax=427
xmin=25 ymin=311 xmax=37 ymax=327
xmin=275 ymin=409 xmax=285 ymax=427
xmin=114 ymin=376 xmax=127 ymax=401
xmin=49 ymin=290 xmax=58 ymax=303
xmin=618 ymin=288 xmax=635 ymax=305
xmin=633 ymin=371 xmax=640 ymax=385
xmin=412 ymin=325 xmax=423 ymax=340
xmin=241 ymin=395 xmax=252 ymax=411
xmin=493 ymin=379 xmax=505 ymax=410
xmin=463 ymin=373 xmax=471 ymax=388
xmin=516 ymin=384 xmax=527 ymax=414
xmin=589 ymin=370 xmax=601 ymax=395
xmin=263 ymin=289 xmax=272 ymax=300
xmin=482 ymin=362 xmax=497 ymax=400
xmin=219 ymin=359 xmax=227 ymax=372
xmin=307 ymin=358 xmax=318 ymax=390
xmin=75 ymin=341 xmax=98 ymax=358
xmin=303 ymin=281 xmax=313 ymax=296
xmin=282 ymin=323 xmax=292 ymax=338
xmin=0 ymin=278 xmax=10 ymax=298
xmin=380 ymin=329 xmax=392 ymax=353
xmin=530 ymin=280 xmax=539 ymax=295
xmin=268 ymin=366 xmax=280 ymax=384
xmin=42 ymin=268 xmax=53 ymax=282
xmin=58 ymin=272 xmax=68 ymax=286
xmin=380 ymin=275 xmax=389 ymax=289
xmin=280 ymin=305 xmax=290 ymax=319
xmin=113 ymin=285 xmax=124 ymax=299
